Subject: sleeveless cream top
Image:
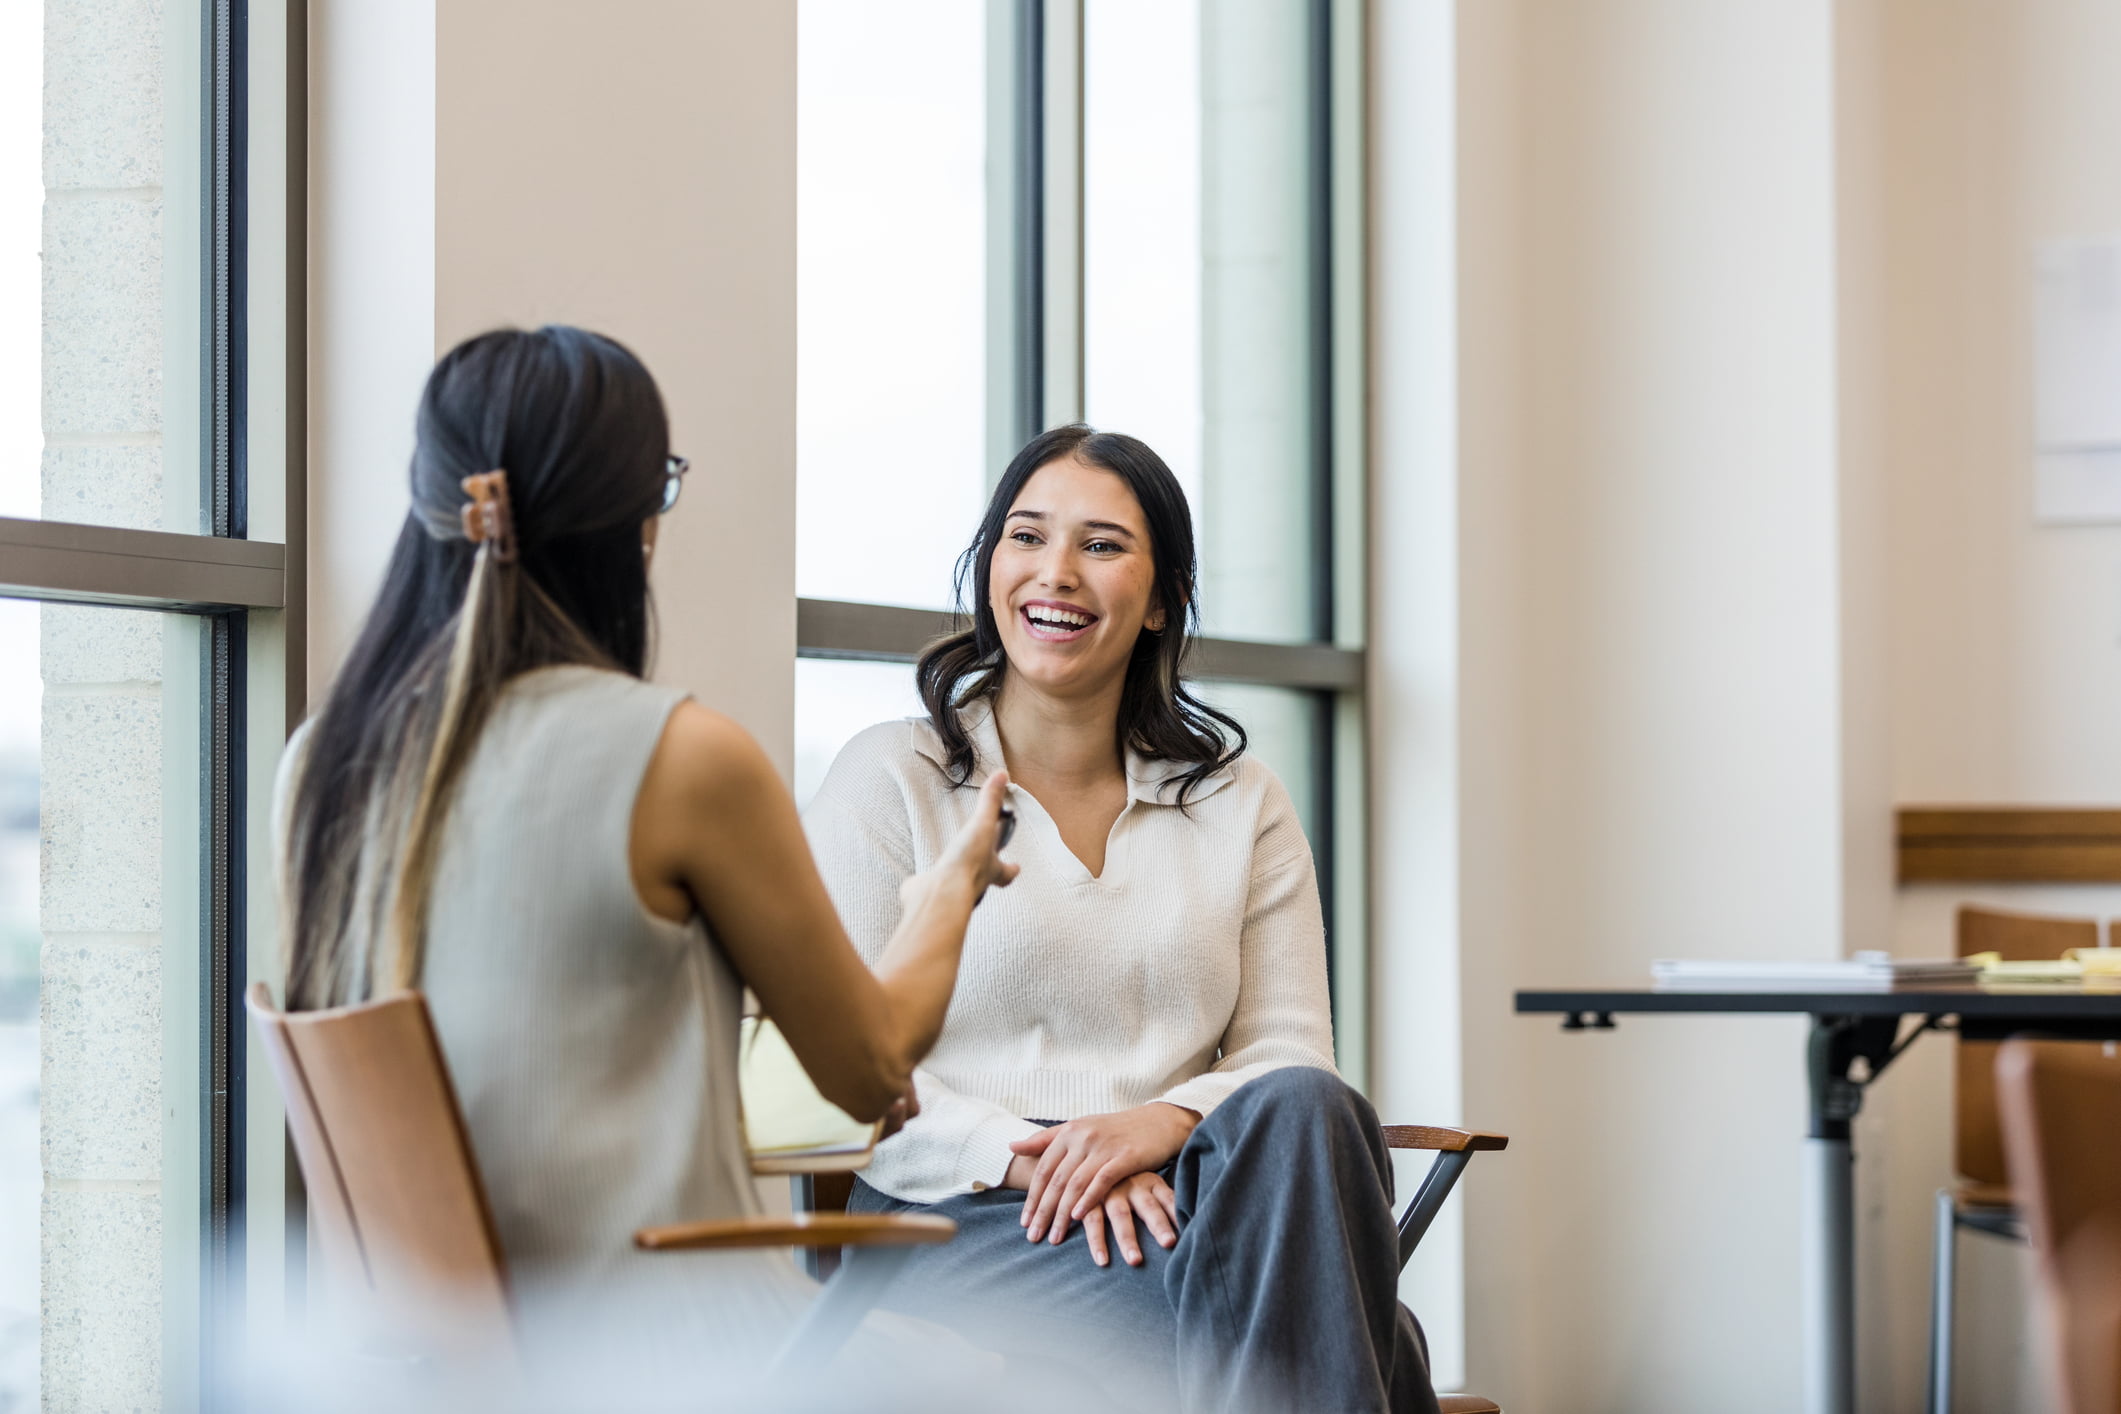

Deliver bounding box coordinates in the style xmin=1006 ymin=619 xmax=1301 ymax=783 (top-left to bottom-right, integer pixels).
xmin=279 ymin=667 xmax=782 ymax=1367
xmin=414 ymin=668 xmax=761 ymax=1271
xmin=277 ymin=666 xmax=999 ymax=1394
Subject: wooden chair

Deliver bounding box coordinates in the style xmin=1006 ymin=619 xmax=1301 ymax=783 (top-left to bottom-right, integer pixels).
xmin=1994 ymin=1038 xmax=2121 ymax=1414
xmin=795 ymin=1113 xmax=1512 ymax=1413
xmin=244 ymin=982 xmax=953 ymax=1384
xmin=1929 ymin=905 xmax=2100 ymax=1414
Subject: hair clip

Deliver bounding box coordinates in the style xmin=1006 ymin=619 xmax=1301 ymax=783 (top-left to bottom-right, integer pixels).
xmin=459 ymin=470 xmax=518 ymax=562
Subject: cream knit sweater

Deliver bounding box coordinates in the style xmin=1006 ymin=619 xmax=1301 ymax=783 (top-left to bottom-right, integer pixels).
xmin=802 ymin=696 xmax=1338 ymax=1205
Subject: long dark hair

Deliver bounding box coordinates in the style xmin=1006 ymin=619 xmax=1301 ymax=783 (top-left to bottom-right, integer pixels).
xmin=915 ymin=424 xmax=1244 ymax=805
xmin=282 ymin=326 xmax=671 ymax=1010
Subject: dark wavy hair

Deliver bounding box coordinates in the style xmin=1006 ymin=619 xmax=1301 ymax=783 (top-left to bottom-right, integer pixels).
xmin=282 ymin=326 xmax=671 ymax=1009
xmin=914 ymin=424 xmax=1244 ymax=805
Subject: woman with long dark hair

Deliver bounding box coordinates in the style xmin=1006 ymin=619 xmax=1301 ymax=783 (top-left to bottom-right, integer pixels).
xmin=274 ymin=326 xmax=1016 ymax=1385
xmin=805 ymin=425 xmax=1443 ymax=1412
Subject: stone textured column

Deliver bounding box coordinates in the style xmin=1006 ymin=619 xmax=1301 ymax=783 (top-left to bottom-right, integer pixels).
xmin=39 ymin=0 xmax=171 ymax=1408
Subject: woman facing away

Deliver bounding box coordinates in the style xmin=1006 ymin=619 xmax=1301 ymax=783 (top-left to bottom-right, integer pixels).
xmin=804 ymin=425 xmax=1445 ymax=1414
xmin=272 ymin=327 xmax=1018 ymax=1397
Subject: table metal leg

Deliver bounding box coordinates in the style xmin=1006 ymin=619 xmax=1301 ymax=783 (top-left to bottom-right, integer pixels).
xmin=1803 ymin=1013 xmax=1907 ymax=1414
xmin=1803 ymin=1134 xmax=1854 ymax=1414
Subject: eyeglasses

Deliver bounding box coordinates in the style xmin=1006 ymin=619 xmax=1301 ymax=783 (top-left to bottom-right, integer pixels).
xmin=660 ymin=454 xmax=691 ymax=515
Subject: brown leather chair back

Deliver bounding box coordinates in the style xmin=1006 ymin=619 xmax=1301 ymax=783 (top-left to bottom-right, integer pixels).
xmin=246 ymin=982 xmax=515 ymax=1365
xmin=1954 ymin=907 xmax=2098 ymax=1194
xmin=1996 ymin=1038 xmax=2121 ymax=1414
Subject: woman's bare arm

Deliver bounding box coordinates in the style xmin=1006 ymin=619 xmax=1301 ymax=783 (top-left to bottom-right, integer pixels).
xmin=629 ymin=702 xmax=1014 ymax=1120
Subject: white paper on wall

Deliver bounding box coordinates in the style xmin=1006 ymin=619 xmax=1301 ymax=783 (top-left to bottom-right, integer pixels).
xmin=2035 ymin=239 xmax=2121 ymax=523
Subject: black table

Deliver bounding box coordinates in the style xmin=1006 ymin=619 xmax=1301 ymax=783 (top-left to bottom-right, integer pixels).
xmin=1515 ymin=984 xmax=2121 ymax=1414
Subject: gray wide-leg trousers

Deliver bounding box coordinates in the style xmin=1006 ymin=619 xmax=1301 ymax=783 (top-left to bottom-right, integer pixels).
xmin=848 ymin=1066 xmax=1444 ymax=1414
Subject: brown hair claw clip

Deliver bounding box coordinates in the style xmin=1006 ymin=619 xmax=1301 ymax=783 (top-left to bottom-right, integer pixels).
xmin=459 ymin=471 xmax=518 ymax=562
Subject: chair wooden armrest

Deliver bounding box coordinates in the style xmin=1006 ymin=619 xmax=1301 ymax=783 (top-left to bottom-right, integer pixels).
xmin=1438 ymin=1396 xmax=1503 ymax=1413
xmin=1381 ymin=1125 xmax=1509 ymax=1153
xmin=1384 ymin=1124 xmax=1509 ymax=1273
xmin=633 ymin=1212 xmax=955 ymax=1252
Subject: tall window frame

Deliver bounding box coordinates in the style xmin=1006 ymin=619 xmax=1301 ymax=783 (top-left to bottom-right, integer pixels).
xmin=793 ymin=0 xmax=1370 ymax=1083
xmin=0 ymin=0 xmax=303 ymax=1405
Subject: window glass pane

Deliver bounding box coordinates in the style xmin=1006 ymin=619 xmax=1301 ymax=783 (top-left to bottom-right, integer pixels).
xmin=0 ymin=600 xmax=36 ymax=1401
xmin=3 ymin=597 xmax=200 ymax=1410
xmin=797 ymin=0 xmax=988 ymax=612
xmin=1082 ymin=0 xmax=1202 ymax=513
xmin=4 ymin=0 xmax=204 ymax=533
xmin=1084 ymin=0 xmax=1320 ymax=644
xmin=0 ymin=4 xmax=39 ymax=521
xmin=1191 ymin=680 xmax=1324 ymax=849
xmin=794 ymin=657 xmax=928 ymax=810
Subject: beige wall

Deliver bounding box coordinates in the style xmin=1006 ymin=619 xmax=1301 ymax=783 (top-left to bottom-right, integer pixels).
xmin=1374 ymin=0 xmax=1888 ymax=1408
xmin=434 ymin=0 xmax=796 ymax=771
xmin=311 ymin=0 xmax=796 ymax=770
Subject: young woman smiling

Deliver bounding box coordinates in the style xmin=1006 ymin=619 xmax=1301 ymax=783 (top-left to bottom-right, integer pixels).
xmin=805 ymin=425 xmax=1443 ymax=1413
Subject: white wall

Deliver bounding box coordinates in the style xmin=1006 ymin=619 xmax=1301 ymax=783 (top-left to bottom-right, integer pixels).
xmin=307 ymin=0 xmax=434 ymax=699
xmin=1369 ymin=1 xmax=1468 ymax=1386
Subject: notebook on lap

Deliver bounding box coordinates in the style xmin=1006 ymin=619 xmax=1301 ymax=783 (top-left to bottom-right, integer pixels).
xmin=738 ymin=1015 xmax=882 ymax=1174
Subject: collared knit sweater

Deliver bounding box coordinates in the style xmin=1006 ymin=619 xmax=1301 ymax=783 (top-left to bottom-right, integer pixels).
xmin=802 ymin=696 xmax=1338 ymax=1205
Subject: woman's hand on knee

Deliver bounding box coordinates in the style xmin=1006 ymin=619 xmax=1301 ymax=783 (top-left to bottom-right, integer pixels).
xmin=1082 ymin=1172 xmax=1181 ymax=1268
xmin=1011 ymin=1102 xmax=1198 ymax=1244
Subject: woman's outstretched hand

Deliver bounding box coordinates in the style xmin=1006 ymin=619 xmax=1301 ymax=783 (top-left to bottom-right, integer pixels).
xmin=911 ymin=770 xmax=1019 ymax=910
xmin=1009 ymin=1101 xmax=1200 ymax=1248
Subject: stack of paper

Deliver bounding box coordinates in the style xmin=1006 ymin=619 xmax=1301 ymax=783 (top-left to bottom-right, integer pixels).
xmin=1968 ymin=949 xmax=2121 ymax=986
xmin=738 ymin=1016 xmax=881 ymax=1174
xmin=1651 ymin=951 xmax=1982 ymax=991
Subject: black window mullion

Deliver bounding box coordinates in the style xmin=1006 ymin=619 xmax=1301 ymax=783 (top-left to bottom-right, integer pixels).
xmin=199 ymin=0 xmax=248 ymax=1400
xmin=1306 ymin=0 xmax=1335 ymax=649
xmin=1013 ymin=0 xmax=1046 ymax=450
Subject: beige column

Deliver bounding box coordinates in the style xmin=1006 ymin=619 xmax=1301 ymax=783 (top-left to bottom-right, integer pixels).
xmin=1372 ymin=1 xmax=1879 ymax=1406
xmin=433 ymin=0 xmax=798 ymax=773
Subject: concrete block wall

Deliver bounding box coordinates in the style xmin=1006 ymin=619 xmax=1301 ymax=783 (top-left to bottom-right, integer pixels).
xmin=37 ymin=607 xmax=166 ymax=1413
xmin=41 ymin=0 xmax=166 ymax=532
xmin=39 ymin=0 xmax=173 ymax=1408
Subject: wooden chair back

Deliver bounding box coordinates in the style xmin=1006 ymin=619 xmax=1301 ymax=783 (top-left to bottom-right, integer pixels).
xmin=1996 ymin=1039 xmax=2121 ymax=1414
xmin=245 ymin=982 xmax=516 ymax=1365
xmin=1954 ymin=907 xmax=2099 ymax=1195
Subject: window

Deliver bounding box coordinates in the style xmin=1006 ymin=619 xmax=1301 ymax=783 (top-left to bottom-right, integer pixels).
xmin=0 ymin=2 xmax=300 ymax=1406
xmin=796 ymin=0 xmax=989 ymax=613
xmin=793 ymin=1 xmax=1367 ymax=1076
xmin=1083 ymin=0 xmax=1325 ymax=647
